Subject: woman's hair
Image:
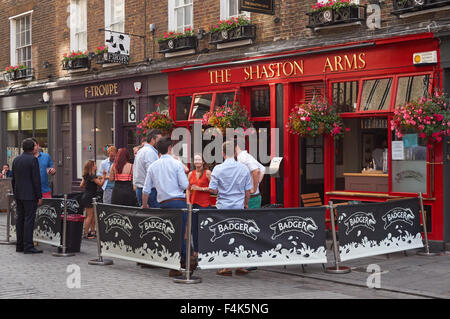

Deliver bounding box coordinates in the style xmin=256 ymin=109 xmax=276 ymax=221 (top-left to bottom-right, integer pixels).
xmin=114 ymin=148 xmax=130 ymax=174
xmin=83 ymin=160 xmax=96 ymax=177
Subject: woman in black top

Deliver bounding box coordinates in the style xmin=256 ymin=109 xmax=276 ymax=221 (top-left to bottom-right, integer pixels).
xmin=80 ymin=160 xmax=106 ymax=239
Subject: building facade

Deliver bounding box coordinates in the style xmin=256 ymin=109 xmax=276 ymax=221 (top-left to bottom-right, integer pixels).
xmin=0 ymin=0 xmax=449 ymax=249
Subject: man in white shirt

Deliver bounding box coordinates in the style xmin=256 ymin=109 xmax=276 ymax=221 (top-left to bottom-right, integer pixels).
xmin=97 ymin=146 xmax=117 ymax=204
xmin=133 ymin=129 xmax=162 ymax=207
xmin=235 ymin=142 xmax=265 ymax=209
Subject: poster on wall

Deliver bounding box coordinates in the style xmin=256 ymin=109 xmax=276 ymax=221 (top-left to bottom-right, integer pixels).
xmin=197 ymin=207 xmax=327 ymax=269
xmin=336 ymin=198 xmax=424 ymax=262
xmin=96 ymin=204 xmax=182 ymax=270
xmin=239 ymin=0 xmax=274 ymax=15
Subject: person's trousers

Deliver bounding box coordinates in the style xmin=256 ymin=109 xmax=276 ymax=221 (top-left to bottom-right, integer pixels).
xmin=136 ymin=187 xmax=160 ymax=208
xmin=15 ymin=199 xmax=38 ymax=251
xmin=103 ymin=188 xmax=113 ymax=204
xmin=160 ymin=199 xmax=188 ymax=261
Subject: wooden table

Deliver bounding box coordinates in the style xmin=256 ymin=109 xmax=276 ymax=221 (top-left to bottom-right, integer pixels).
xmin=344 ymin=172 xmax=388 ymax=193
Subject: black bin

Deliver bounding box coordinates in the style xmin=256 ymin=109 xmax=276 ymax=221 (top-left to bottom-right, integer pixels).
xmin=59 ymin=214 xmax=85 ymax=253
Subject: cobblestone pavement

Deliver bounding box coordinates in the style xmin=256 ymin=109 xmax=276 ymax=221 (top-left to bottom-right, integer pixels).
xmin=0 ymin=214 xmax=448 ymax=299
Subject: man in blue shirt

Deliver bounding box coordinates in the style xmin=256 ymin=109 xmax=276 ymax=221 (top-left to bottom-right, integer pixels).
xmin=98 ymin=146 xmax=117 ymax=204
xmin=32 ymin=139 xmax=55 ymax=199
xmin=142 ymin=137 xmax=190 ymax=277
xmin=209 ymin=141 xmax=252 ymax=277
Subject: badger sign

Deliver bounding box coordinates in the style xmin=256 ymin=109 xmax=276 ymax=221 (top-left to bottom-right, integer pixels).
xmin=336 ymin=198 xmax=423 ymax=262
xmin=105 ymin=31 xmax=130 ymax=64
xmin=197 ymin=207 xmax=327 ymax=269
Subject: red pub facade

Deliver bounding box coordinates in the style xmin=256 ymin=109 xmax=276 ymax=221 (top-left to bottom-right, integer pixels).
xmin=165 ymin=33 xmax=445 ymax=243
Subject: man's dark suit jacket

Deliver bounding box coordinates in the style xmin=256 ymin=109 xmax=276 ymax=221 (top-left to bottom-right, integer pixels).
xmin=12 ymin=152 xmax=42 ymax=201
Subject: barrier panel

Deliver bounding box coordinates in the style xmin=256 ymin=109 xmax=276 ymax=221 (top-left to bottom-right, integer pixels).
xmin=53 ymin=192 xmax=84 ymax=214
xmin=336 ymin=198 xmax=424 ymax=262
xmin=95 ymin=203 xmax=183 ymax=270
xmin=197 ymin=207 xmax=328 ymax=269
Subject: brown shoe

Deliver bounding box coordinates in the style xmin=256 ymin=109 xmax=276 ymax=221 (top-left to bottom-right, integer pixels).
xmin=216 ymin=268 xmax=232 ymax=276
xmin=235 ymin=268 xmax=249 ymax=275
xmin=169 ymin=269 xmax=183 ymax=277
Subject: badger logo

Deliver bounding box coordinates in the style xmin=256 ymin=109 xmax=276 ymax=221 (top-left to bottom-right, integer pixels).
xmin=61 ymin=199 xmax=80 ymax=214
xmin=103 ymin=213 xmax=133 ymax=237
xmin=36 ymin=205 xmax=58 ymax=224
xmin=270 ymin=216 xmax=318 ymax=239
xmin=343 ymin=212 xmax=376 ymax=235
xmin=208 ymin=218 xmax=260 ymax=242
xmin=138 ymin=217 xmax=175 ymax=241
xmin=382 ymin=207 xmax=415 ymax=230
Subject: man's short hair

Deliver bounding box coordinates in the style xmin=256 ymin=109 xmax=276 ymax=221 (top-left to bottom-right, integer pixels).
xmin=146 ymin=129 xmax=162 ymax=143
xmin=156 ymin=137 xmax=172 ymax=155
xmin=107 ymin=146 xmax=117 ymax=155
xmin=222 ymin=140 xmax=236 ymax=158
xmin=22 ymin=138 xmax=36 ymax=152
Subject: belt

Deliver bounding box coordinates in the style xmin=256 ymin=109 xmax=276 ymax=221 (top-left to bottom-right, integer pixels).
xmin=159 ymin=197 xmax=186 ymax=204
xmin=250 ymin=194 xmax=261 ymax=198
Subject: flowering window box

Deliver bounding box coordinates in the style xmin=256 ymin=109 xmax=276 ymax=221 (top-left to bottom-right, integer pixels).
xmin=158 ymin=36 xmax=198 ymax=56
xmin=392 ymin=0 xmax=450 ymax=16
xmin=62 ymin=57 xmax=90 ymax=71
xmin=4 ymin=68 xmax=33 ymax=82
xmin=307 ymin=5 xmax=366 ymax=30
xmin=210 ymin=24 xmax=256 ymax=48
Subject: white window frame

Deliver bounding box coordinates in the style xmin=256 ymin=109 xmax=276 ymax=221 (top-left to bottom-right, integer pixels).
xmin=105 ymin=0 xmax=125 ymax=33
xmin=220 ymin=0 xmax=250 ymax=20
xmin=70 ymin=0 xmax=87 ymax=52
xmin=168 ymin=0 xmax=193 ymax=32
xmin=9 ymin=11 xmax=33 ymax=69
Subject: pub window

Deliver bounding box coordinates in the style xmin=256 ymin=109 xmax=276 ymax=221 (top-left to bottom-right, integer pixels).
xmin=391 ymin=131 xmax=427 ymax=194
xmin=169 ymin=0 xmax=193 ymax=33
xmin=190 ymin=93 xmax=213 ymax=120
xmin=149 ymin=95 xmax=170 ymax=116
xmin=335 ymin=117 xmax=388 ymax=192
xmin=10 ymin=12 xmax=32 ymax=76
xmin=70 ymin=0 xmax=87 ymax=52
xmin=251 ymin=87 xmax=270 ymax=117
xmin=360 ymin=78 xmax=393 ymax=111
xmin=176 ymin=95 xmax=192 ymax=121
xmin=214 ymin=91 xmax=236 ymax=110
xmin=105 ymin=0 xmax=125 ymax=33
xmin=395 ymin=74 xmax=431 ymax=107
xmin=332 ymin=81 xmax=358 ymax=113
xmin=219 ymin=0 xmax=250 ymax=19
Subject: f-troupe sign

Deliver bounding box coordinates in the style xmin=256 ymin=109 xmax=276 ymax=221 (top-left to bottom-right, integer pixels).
xmin=84 ymin=82 xmax=119 ymax=99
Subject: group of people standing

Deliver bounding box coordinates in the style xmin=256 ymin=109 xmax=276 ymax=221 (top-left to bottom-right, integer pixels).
xmin=79 ymin=128 xmax=266 ymax=277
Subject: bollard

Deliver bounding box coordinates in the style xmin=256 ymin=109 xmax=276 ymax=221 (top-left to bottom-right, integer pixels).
xmin=174 ymin=204 xmax=201 ymax=284
xmin=88 ymin=198 xmax=113 ymax=266
xmin=417 ymin=193 xmax=439 ymax=257
xmin=325 ymin=201 xmax=351 ymax=274
xmin=52 ymin=194 xmax=75 ymax=257
xmin=0 ymin=193 xmax=16 ymax=245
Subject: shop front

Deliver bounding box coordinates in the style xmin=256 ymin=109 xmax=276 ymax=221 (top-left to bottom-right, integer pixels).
xmin=166 ymin=33 xmax=446 ymax=244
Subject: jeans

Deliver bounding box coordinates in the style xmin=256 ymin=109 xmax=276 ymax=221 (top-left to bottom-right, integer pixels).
xmin=136 ymin=187 xmax=160 ymax=208
xmin=160 ymin=199 xmax=188 ymax=261
xmin=135 ymin=187 xmax=143 ymax=207
xmin=103 ymin=188 xmax=113 ymax=204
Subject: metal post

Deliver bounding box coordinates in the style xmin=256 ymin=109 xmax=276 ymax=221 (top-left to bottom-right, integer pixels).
xmin=325 ymin=201 xmax=351 ymax=274
xmin=174 ymin=204 xmax=201 ymax=284
xmin=88 ymin=198 xmax=113 ymax=265
xmin=417 ymin=193 xmax=439 ymax=256
xmin=53 ymin=194 xmax=74 ymax=257
xmin=0 ymin=193 xmax=15 ymax=245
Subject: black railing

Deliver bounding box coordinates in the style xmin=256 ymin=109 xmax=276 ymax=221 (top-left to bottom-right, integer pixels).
xmin=158 ymin=36 xmax=198 ymax=54
xmin=307 ymin=5 xmax=366 ymax=29
xmin=62 ymin=57 xmax=90 ymax=70
xmin=210 ymin=24 xmax=256 ymax=45
xmin=3 ymin=68 xmax=33 ymax=81
xmin=392 ymin=0 xmax=450 ymax=15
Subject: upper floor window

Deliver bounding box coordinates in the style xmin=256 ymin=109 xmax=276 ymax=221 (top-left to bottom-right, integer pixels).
xmin=220 ymin=0 xmax=250 ymax=20
xmin=9 ymin=12 xmax=32 ymax=70
xmin=105 ymin=0 xmax=125 ymax=32
xmin=70 ymin=0 xmax=87 ymax=51
xmin=169 ymin=0 xmax=193 ymax=32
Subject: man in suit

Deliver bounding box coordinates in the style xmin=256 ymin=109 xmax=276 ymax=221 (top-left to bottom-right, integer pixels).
xmin=12 ymin=138 xmax=43 ymax=254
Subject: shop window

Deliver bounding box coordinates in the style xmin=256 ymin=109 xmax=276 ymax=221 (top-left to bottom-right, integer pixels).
xmin=395 ymin=74 xmax=430 ymax=107
xmin=6 ymin=112 xmax=19 ymax=167
xmin=360 ymin=78 xmax=392 ymax=111
xmin=149 ymin=95 xmax=170 ymax=116
xmin=96 ymin=102 xmax=115 ymax=167
xmin=35 ymin=109 xmax=48 ymax=153
xmin=214 ymin=91 xmax=236 ymax=110
xmin=190 ymin=94 xmax=213 ymax=120
xmin=176 ymin=95 xmax=192 ymax=121
xmin=391 ymin=131 xmax=427 ymax=194
xmin=332 ymin=81 xmax=358 ymax=113
xmin=335 ymin=117 xmax=388 ymax=192
xmin=251 ymin=87 xmax=270 ymax=117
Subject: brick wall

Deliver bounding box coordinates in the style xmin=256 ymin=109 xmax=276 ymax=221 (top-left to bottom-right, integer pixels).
xmin=1 ymin=0 xmax=449 ymax=88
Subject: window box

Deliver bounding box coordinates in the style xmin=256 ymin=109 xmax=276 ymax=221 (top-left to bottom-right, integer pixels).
xmin=392 ymin=0 xmax=450 ymax=16
xmin=62 ymin=57 xmax=90 ymax=70
xmin=306 ymin=5 xmax=366 ymax=29
xmin=210 ymin=24 xmax=256 ymax=46
xmin=158 ymin=36 xmax=198 ymax=55
xmin=4 ymin=68 xmax=33 ymax=82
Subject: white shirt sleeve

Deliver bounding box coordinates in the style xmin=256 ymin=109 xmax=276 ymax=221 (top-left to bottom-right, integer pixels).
xmin=143 ymin=165 xmax=153 ymax=195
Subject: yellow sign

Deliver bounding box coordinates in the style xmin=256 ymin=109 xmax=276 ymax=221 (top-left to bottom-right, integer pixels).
xmin=84 ymin=83 xmax=119 ymax=98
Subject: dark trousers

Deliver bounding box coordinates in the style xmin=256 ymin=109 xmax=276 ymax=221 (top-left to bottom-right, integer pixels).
xmin=160 ymin=199 xmax=188 ymax=261
xmin=15 ymin=199 xmax=38 ymax=251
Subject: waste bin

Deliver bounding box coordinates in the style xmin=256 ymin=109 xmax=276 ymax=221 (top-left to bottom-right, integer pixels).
xmin=59 ymin=214 xmax=85 ymax=253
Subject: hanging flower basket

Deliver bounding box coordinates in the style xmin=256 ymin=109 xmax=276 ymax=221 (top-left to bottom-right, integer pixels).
xmin=61 ymin=51 xmax=90 ymax=70
xmin=137 ymin=112 xmax=175 ymax=138
xmin=391 ymin=90 xmax=450 ymax=144
xmin=288 ymin=98 xmax=346 ymax=139
xmin=202 ymin=101 xmax=252 ymax=136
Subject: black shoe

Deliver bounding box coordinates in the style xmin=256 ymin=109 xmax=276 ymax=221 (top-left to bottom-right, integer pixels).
xmin=24 ymin=248 xmax=43 ymax=254
xmin=246 ymin=267 xmax=258 ymax=271
xmin=16 ymin=247 xmax=24 ymax=252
